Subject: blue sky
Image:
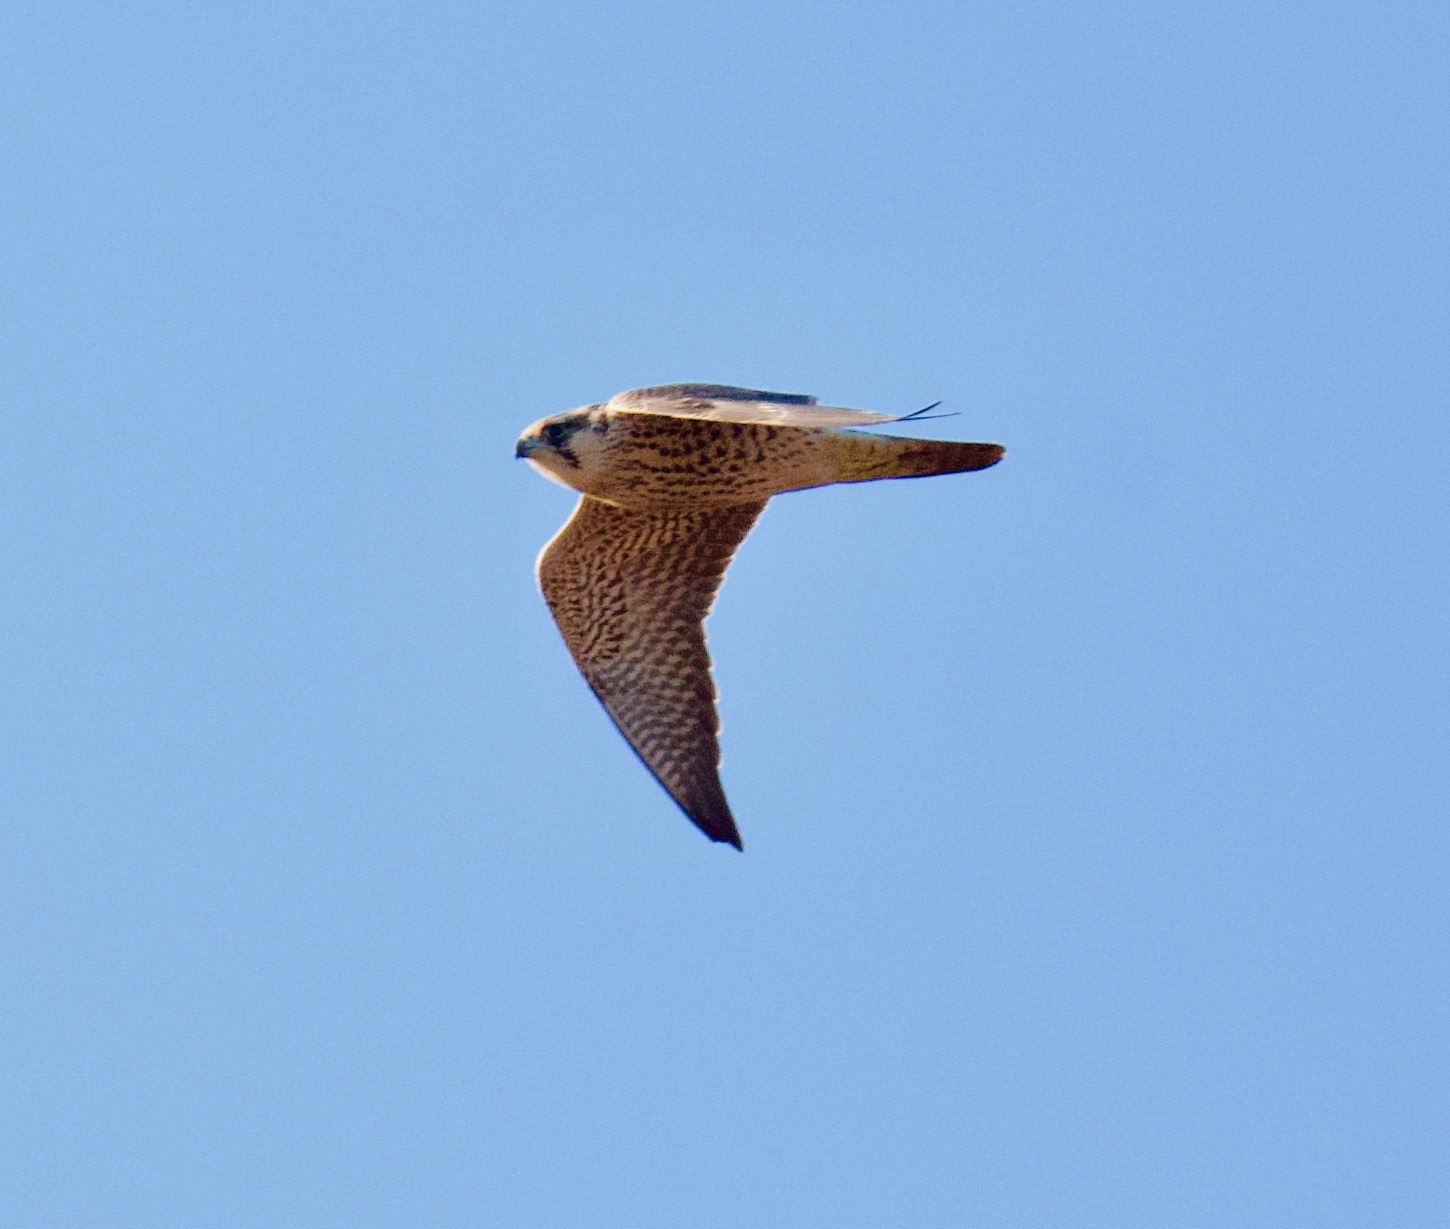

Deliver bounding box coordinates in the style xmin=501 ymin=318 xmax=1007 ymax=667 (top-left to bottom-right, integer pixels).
xmin=2 ymin=2 xmax=1445 ymax=1224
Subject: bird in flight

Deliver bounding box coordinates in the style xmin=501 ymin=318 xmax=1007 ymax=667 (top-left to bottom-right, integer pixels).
xmin=516 ymin=383 xmax=1004 ymax=849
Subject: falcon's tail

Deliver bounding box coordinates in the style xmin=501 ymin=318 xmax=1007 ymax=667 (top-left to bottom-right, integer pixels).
xmin=829 ymin=433 xmax=1005 ymax=484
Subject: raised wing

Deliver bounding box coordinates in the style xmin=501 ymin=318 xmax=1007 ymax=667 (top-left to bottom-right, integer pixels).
xmin=537 ymin=494 xmax=767 ymax=848
xmin=607 ymin=382 xmax=902 ymax=428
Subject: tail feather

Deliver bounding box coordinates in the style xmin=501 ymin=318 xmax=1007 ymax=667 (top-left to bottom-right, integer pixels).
xmin=831 ymin=432 xmax=1005 ymax=484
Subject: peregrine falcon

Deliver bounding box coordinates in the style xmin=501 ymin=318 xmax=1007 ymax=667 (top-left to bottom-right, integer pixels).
xmin=515 ymin=383 xmax=1004 ymax=849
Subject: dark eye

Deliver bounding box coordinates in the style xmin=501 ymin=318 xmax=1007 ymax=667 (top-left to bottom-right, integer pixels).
xmin=545 ymin=422 xmax=569 ymax=448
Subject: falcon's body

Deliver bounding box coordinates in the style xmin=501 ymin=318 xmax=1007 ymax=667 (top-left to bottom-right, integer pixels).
xmin=516 ymin=383 xmax=1004 ymax=848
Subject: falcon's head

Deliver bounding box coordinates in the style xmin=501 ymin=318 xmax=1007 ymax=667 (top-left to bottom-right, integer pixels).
xmin=514 ymin=408 xmax=612 ymax=492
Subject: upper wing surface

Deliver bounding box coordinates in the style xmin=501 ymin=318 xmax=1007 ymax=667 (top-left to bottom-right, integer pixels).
xmin=607 ymin=383 xmax=900 ymax=428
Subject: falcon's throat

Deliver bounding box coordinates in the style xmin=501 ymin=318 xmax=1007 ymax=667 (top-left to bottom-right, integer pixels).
xmin=522 ymin=452 xmax=583 ymax=493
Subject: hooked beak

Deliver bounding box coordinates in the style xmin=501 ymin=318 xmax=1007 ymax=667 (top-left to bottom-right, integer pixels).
xmin=514 ymin=436 xmax=538 ymax=459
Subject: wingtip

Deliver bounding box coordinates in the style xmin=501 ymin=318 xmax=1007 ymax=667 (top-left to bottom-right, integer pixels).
xmin=699 ymin=816 xmax=744 ymax=850
xmin=678 ymin=788 xmax=745 ymax=850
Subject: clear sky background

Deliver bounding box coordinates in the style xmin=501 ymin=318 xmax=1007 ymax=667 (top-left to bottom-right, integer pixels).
xmin=3 ymin=2 xmax=1445 ymax=1225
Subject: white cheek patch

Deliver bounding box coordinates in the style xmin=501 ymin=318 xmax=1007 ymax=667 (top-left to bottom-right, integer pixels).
xmin=565 ymin=425 xmax=608 ymax=468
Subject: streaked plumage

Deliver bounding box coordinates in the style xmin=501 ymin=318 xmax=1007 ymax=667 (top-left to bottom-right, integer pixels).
xmin=516 ymin=384 xmax=1005 ymax=848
